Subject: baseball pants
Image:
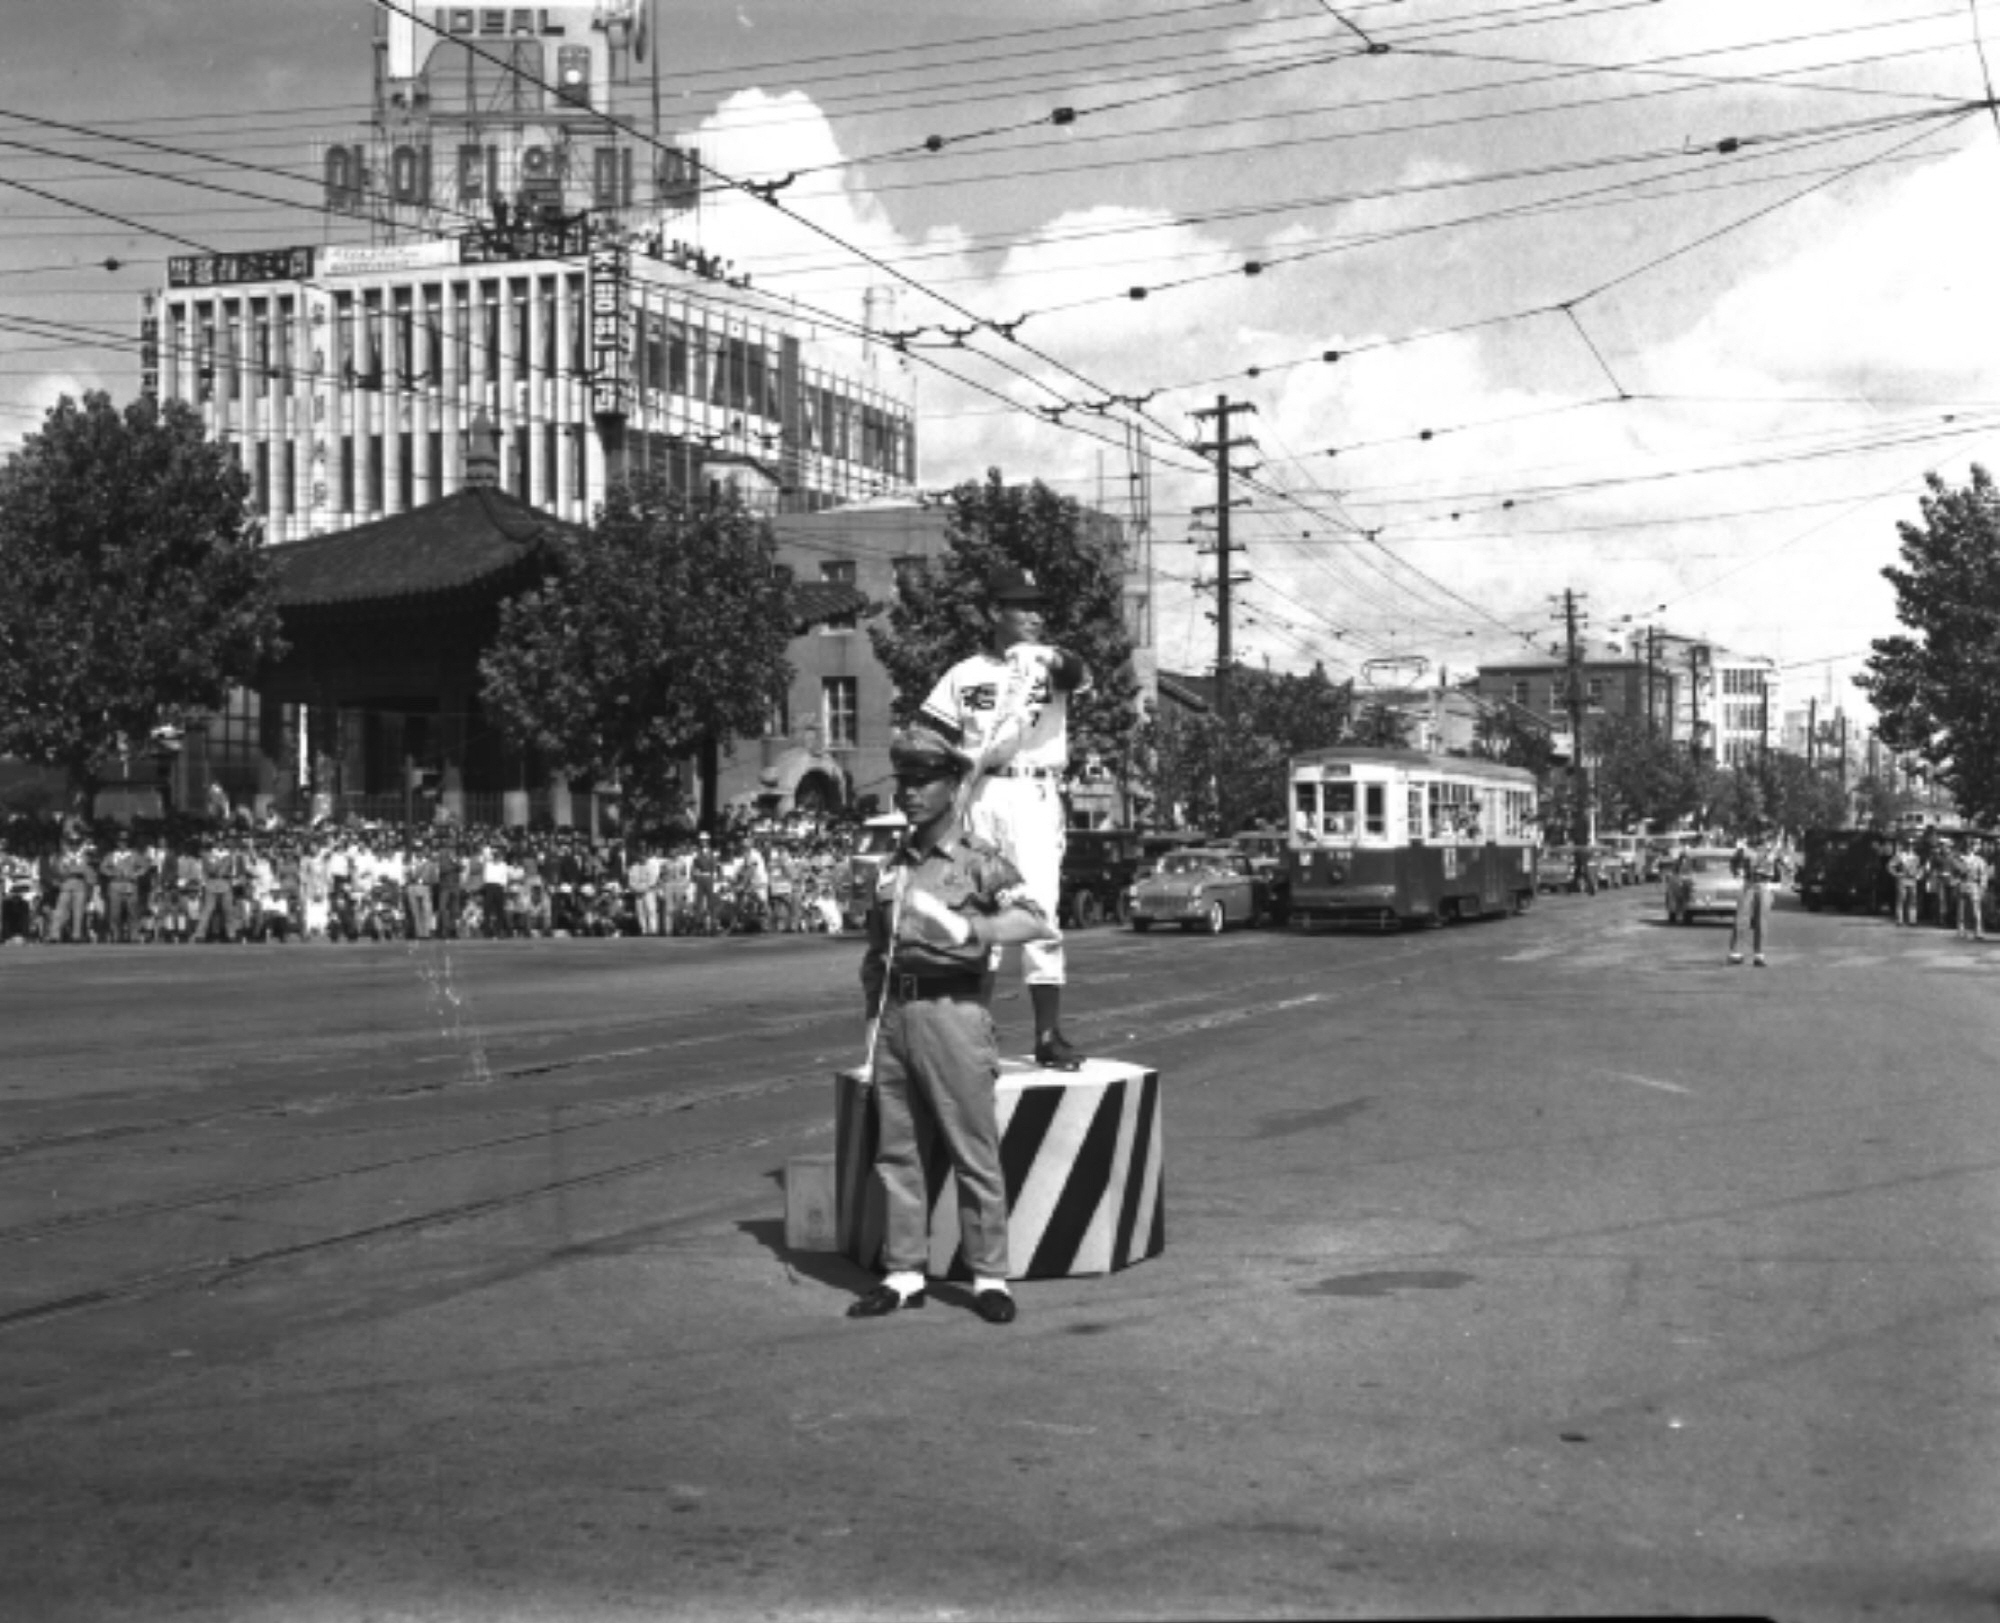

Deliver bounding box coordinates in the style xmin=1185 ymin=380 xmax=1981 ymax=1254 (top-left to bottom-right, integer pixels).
xmin=966 ymin=774 xmax=1066 ymax=985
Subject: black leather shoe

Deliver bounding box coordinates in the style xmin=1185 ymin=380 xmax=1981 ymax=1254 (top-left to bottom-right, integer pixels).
xmin=972 ymin=1290 xmax=1017 ymax=1325
xmin=1035 ymin=1033 xmax=1085 ymax=1071
xmin=847 ymin=1284 xmax=925 ymax=1318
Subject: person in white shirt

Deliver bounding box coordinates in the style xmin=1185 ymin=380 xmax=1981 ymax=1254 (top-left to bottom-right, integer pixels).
xmin=918 ymin=566 xmax=1091 ymax=1070
xmin=629 ymin=847 xmax=661 ymax=936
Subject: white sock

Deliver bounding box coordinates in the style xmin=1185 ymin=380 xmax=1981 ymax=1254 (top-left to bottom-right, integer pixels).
xmin=973 ymin=1276 xmax=1011 ymax=1297
xmin=884 ymin=1270 xmax=925 ymax=1298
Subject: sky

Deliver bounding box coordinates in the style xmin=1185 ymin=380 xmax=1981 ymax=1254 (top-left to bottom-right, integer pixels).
xmin=7 ymin=0 xmax=2000 ymax=724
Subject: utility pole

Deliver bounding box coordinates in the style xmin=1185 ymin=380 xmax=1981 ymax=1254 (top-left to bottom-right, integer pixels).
xmin=1190 ymin=396 xmax=1259 ymax=721
xmin=1807 ymin=696 xmax=1818 ymax=773
xmin=1760 ymin=671 xmax=1771 ymax=774
xmin=1685 ymin=643 xmax=1709 ymax=762
xmin=1838 ymin=712 xmax=1848 ymax=794
xmin=1644 ymin=626 xmax=1659 ymax=738
xmin=1552 ymin=589 xmax=1589 ymax=845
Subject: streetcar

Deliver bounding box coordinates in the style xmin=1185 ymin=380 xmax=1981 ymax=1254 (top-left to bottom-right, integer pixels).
xmin=1283 ymin=746 xmax=1540 ymax=929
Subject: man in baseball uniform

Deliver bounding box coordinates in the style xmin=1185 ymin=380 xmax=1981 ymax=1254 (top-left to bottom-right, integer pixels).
xmin=919 ymin=565 xmax=1090 ymax=1070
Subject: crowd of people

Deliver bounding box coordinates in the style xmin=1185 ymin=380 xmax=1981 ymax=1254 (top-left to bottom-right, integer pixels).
xmin=0 ymin=807 xmax=872 ymax=946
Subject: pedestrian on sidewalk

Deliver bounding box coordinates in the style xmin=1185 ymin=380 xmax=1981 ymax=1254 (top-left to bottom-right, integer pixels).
xmin=1889 ymin=837 xmax=1921 ymax=926
xmin=1954 ymin=835 xmax=1990 ymax=942
xmin=847 ymin=727 xmax=1055 ymax=1326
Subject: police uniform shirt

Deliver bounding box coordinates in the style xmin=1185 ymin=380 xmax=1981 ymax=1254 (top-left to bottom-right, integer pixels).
xmin=861 ymin=832 xmax=1044 ymax=1002
xmin=920 ymin=646 xmax=1090 ymax=775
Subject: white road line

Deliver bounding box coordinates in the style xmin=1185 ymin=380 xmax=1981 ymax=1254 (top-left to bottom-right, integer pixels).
xmin=1605 ymin=1070 xmax=1693 ymax=1096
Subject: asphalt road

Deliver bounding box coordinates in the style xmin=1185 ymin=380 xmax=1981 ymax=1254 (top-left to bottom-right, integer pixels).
xmin=3 ymin=887 xmax=1999 ymax=1621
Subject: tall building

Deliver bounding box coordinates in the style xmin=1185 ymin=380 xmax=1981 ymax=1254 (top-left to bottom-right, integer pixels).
xmin=142 ymin=1 xmax=917 ymax=541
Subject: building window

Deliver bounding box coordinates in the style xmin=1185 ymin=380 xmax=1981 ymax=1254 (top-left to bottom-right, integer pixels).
xmin=1586 ymin=678 xmax=1604 ymax=708
xmin=820 ymin=559 xmax=857 ymax=632
xmin=1511 ymin=680 xmax=1529 ymax=707
xmin=823 ymin=677 xmax=858 ymax=749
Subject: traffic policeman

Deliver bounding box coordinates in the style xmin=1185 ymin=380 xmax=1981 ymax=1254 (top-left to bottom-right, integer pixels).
xmin=849 ymin=726 xmax=1055 ymax=1325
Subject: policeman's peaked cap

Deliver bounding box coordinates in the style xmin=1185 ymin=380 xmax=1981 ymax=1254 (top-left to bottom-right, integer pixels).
xmin=889 ymin=726 xmax=967 ymax=779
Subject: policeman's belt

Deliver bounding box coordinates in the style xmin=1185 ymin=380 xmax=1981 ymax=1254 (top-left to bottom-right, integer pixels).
xmin=986 ymin=766 xmax=1062 ymax=780
xmin=886 ymin=970 xmax=986 ymax=1003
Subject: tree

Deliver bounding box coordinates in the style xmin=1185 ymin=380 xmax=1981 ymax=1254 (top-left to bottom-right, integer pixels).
xmin=1699 ymin=764 xmax=1766 ymax=838
xmin=1857 ymin=465 xmax=2000 ymax=821
xmin=1587 ymin=713 xmax=1705 ymax=830
xmin=1472 ymin=704 xmax=1558 ymax=781
xmin=871 ymin=467 xmax=1141 ymax=773
xmin=1127 ymin=664 xmax=1355 ymax=833
xmin=1852 ymin=772 xmax=1920 ymax=831
xmin=0 ymin=392 xmax=284 ymax=807
xmin=1755 ymin=751 xmax=1850 ymax=833
xmin=1349 ymin=699 xmax=1413 ymax=749
xmin=478 ymin=477 xmax=794 ymax=830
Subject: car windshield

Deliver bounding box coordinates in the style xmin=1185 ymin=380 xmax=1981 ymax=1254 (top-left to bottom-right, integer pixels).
xmin=1161 ymin=852 xmax=1231 ymax=875
xmin=1686 ymin=855 xmax=1732 ymax=874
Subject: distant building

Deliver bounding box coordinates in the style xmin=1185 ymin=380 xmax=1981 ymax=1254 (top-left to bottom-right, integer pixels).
xmin=1473 ymin=631 xmax=1778 ymax=765
xmin=141 ymin=0 xmax=918 ymax=539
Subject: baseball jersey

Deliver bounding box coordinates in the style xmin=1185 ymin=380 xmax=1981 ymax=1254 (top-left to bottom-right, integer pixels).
xmin=920 ymin=646 xmax=1091 ymax=774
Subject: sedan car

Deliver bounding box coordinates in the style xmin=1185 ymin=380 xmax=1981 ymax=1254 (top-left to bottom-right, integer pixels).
xmin=1128 ymin=848 xmax=1270 ymax=934
xmin=1662 ymin=848 xmax=1745 ymax=924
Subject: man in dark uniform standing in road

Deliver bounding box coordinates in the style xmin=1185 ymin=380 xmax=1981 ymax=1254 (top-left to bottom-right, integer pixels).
xmin=689 ymin=831 xmax=721 ymax=933
xmin=102 ymin=832 xmax=145 ymax=943
xmin=848 ymin=727 xmax=1055 ymax=1325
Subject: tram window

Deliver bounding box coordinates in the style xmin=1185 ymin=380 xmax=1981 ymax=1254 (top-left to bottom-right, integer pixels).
xmin=1292 ymin=782 xmax=1318 ymax=840
xmin=1364 ymin=783 xmax=1386 ymax=837
xmin=1427 ymin=782 xmax=1445 ymax=840
xmin=1323 ymin=783 xmax=1357 ymax=838
xmin=1408 ymin=785 xmax=1423 ymax=840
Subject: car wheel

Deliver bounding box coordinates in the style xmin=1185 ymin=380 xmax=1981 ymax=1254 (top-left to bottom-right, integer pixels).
xmin=1205 ymin=900 xmax=1227 ymax=935
xmin=1130 ymin=918 xmax=1152 ymax=933
xmin=1075 ymin=889 xmax=1103 ymax=929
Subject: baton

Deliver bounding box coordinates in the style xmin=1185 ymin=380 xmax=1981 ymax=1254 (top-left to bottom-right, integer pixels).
xmin=858 ymin=873 xmax=906 ymax=1089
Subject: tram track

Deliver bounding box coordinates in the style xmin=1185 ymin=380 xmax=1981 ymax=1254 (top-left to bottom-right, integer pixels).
xmin=0 ymin=1117 xmax=816 ymax=1334
xmin=0 ymin=1066 xmax=839 ymax=1247
xmin=0 ymin=939 xmax=1423 ymax=1164
xmin=0 ymin=929 xmax=1492 ymax=1334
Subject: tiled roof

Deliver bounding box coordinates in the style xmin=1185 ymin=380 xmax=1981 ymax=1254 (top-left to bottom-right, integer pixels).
xmin=268 ymin=487 xmax=574 ymax=611
xmin=789 ymin=580 xmax=869 ymax=629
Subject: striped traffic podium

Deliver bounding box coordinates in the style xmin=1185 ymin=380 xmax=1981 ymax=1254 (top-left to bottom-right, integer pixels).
xmin=833 ymin=1056 xmax=1164 ymax=1281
